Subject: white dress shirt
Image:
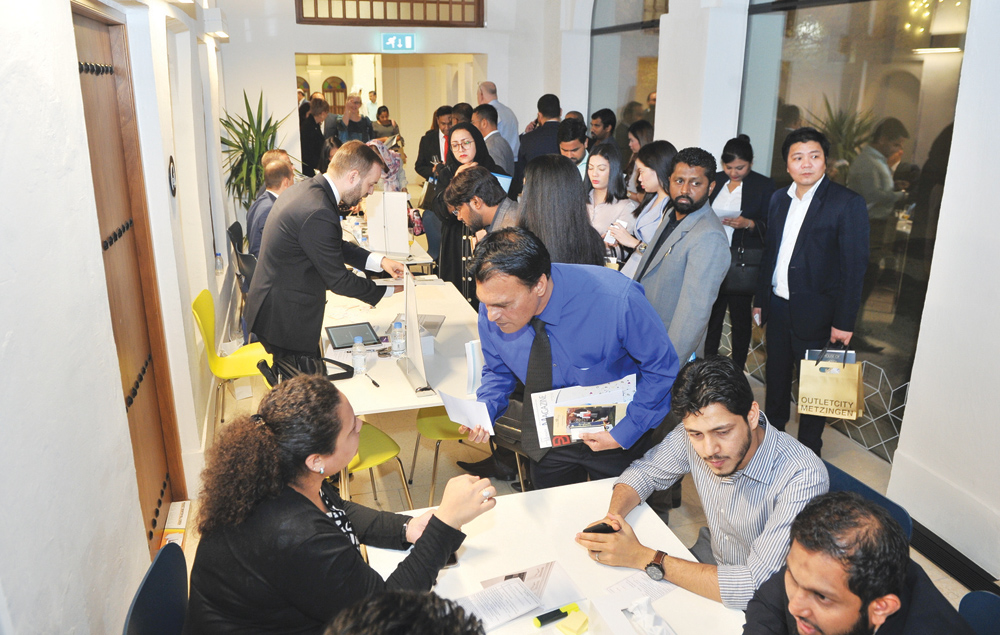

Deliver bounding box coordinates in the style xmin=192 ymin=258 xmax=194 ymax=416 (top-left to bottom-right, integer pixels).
xmin=772 ymin=176 xmax=824 ymax=299
xmin=323 ymin=174 xmax=394 ymax=298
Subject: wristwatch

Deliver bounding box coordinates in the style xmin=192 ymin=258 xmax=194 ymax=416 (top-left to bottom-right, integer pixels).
xmin=401 ymin=519 xmax=411 ymax=544
xmin=636 ymin=242 xmax=648 ymax=254
xmin=645 ymin=550 xmax=666 ymax=581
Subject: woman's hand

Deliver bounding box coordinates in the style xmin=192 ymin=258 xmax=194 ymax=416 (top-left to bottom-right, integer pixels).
xmin=434 ymin=475 xmax=497 ymax=529
xmin=455 ymin=161 xmax=478 ymax=175
xmin=609 ymin=224 xmax=640 ymax=249
xmin=405 ymin=510 xmax=434 ymax=543
xmin=721 ymin=215 xmax=754 ymax=230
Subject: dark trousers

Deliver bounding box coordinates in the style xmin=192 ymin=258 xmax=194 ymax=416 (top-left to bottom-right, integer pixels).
xmin=528 ymin=432 xmax=654 ymax=490
xmin=764 ymin=294 xmax=827 ymax=456
xmin=705 ymin=293 xmax=754 ymax=370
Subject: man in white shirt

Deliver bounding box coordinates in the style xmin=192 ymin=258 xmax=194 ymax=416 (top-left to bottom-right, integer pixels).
xmin=557 ymin=118 xmax=589 ymax=181
xmin=477 ymin=81 xmax=520 ymax=157
xmin=365 ymin=91 xmax=379 ymax=121
xmin=753 ymin=128 xmax=869 ymax=456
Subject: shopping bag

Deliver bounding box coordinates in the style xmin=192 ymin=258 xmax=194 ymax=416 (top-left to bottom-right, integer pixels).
xmin=797 ymin=344 xmax=864 ymax=420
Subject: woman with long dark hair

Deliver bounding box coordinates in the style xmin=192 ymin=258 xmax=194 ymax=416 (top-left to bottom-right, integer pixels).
xmin=625 ymin=119 xmax=655 ymax=203
xmin=518 ymin=154 xmax=606 ymax=266
xmin=186 ymin=375 xmax=495 ymax=633
xmin=608 ymin=140 xmax=678 ymax=277
xmin=705 ymin=134 xmax=775 ymax=370
xmin=585 ymin=142 xmax=637 ymax=238
xmin=431 ymin=121 xmax=506 ymax=300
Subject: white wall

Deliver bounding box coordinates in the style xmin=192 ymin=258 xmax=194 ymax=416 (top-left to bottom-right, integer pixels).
xmin=215 ymin=0 xmax=594 ymax=176
xmin=886 ymin=0 xmax=1000 ymax=578
xmin=655 ymin=0 xmax=750 ymax=156
xmin=0 ymin=2 xmax=150 ymax=630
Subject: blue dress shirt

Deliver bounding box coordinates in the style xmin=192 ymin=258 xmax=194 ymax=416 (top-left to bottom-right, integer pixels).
xmin=477 ymin=264 xmax=679 ymax=449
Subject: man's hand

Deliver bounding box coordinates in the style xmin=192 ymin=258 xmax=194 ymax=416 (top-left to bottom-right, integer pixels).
xmin=579 ymin=430 xmax=621 ymax=452
xmin=830 ymin=327 xmax=853 ymax=346
xmin=458 ymin=424 xmax=491 ymax=444
xmin=576 ymin=513 xmax=655 ymax=569
xmin=380 ymin=257 xmax=405 ymax=279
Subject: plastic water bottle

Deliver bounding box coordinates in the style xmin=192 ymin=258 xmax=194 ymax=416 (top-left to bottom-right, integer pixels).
xmin=352 ymin=220 xmax=363 ymax=244
xmin=215 ymin=252 xmax=224 ymax=275
xmin=352 ymin=336 xmax=367 ymax=375
xmin=391 ymin=321 xmax=406 ymax=358
xmin=360 ymin=233 xmax=370 ymax=251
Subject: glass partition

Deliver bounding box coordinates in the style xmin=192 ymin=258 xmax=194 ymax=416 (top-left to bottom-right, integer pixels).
xmin=739 ymin=0 xmax=970 ymax=460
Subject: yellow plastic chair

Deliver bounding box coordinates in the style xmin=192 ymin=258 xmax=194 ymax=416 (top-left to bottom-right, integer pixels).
xmin=409 ymin=407 xmax=468 ymax=507
xmin=191 ymin=289 xmax=272 ymax=425
xmin=339 ymin=423 xmax=414 ymax=510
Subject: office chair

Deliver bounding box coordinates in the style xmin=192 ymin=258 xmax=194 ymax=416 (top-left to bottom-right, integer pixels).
xmin=192 ymin=289 xmax=272 ymax=425
xmin=959 ymin=590 xmax=1000 ymax=635
xmin=227 ymin=221 xmax=245 ymax=254
xmin=408 ymin=407 xmax=468 ymax=506
xmin=824 ymin=460 xmax=913 ymax=541
xmin=122 ymin=542 xmax=187 ymax=635
xmin=339 ymin=423 xmax=414 ymax=510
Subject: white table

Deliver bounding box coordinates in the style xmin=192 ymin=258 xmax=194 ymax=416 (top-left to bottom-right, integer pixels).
xmin=323 ymin=279 xmax=479 ymax=416
xmin=368 ymin=479 xmax=746 ymax=634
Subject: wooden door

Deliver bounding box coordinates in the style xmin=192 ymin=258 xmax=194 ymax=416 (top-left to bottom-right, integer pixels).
xmin=73 ymin=7 xmax=186 ymax=557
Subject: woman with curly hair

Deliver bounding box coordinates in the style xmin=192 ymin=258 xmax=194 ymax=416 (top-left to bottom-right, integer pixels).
xmin=185 ymin=375 xmax=496 ymax=633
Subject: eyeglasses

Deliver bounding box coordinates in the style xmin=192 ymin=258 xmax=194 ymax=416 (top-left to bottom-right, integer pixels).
xmin=450 ymin=139 xmax=474 ymax=151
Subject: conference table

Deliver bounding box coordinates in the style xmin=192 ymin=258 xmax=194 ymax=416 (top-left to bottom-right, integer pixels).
xmin=322 ymin=276 xmax=480 ymax=416
xmin=368 ymin=479 xmax=746 ymax=634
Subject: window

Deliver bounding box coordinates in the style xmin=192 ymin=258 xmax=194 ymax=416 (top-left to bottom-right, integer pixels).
xmin=322 ymin=76 xmax=348 ymax=115
xmin=296 ymin=0 xmax=484 ymax=27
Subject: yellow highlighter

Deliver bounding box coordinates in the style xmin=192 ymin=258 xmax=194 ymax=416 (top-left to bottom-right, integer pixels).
xmin=533 ymin=603 xmax=580 ymax=628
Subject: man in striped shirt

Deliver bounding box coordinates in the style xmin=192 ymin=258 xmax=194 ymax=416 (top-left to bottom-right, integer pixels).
xmin=577 ymin=356 xmax=828 ymax=610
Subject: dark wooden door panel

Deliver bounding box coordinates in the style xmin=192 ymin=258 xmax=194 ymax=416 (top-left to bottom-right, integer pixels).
xmin=74 ymin=11 xmax=175 ymax=556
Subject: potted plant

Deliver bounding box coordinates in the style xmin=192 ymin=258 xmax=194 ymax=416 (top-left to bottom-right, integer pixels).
xmin=220 ymin=92 xmax=289 ymax=210
xmin=808 ymin=95 xmax=877 ymax=182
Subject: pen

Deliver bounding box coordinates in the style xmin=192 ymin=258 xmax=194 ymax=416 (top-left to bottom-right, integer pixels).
xmin=533 ymin=603 xmax=579 ymax=628
xmin=364 ymin=373 xmax=380 ymax=388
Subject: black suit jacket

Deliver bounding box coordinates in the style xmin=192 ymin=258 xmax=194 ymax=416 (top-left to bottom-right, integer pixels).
xmin=755 ymin=177 xmax=868 ymax=340
xmin=709 ymin=170 xmax=776 ymax=250
xmin=245 ymin=174 xmax=384 ymax=353
xmin=510 ymin=120 xmax=560 ymax=198
xmin=414 ymin=129 xmax=443 ymax=181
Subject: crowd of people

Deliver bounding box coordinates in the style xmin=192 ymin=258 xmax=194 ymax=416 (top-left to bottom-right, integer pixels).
xmin=188 ymin=83 xmax=973 ymax=633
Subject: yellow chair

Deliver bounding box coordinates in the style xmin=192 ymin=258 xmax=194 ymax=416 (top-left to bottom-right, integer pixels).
xmin=409 ymin=407 xmax=469 ymax=507
xmin=339 ymin=423 xmax=414 ymax=510
xmin=192 ymin=289 xmax=272 ymax=426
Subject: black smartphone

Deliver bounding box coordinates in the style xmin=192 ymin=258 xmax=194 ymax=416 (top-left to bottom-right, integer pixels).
xmin=443 ymin=552 xmax=459 ymax=568
xmin=583 ymin=522 xmax=617 ymax=534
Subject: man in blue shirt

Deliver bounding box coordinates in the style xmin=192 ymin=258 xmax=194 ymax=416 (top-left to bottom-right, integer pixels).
xmin=460 ymin=227 xmax=679 ymax=489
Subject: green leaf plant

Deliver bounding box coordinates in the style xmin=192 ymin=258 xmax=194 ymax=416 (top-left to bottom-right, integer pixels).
xmin=220 ymin=92 xmax=290 ymax=210
xmin=808 ymin=95 xmax=877 ymax=182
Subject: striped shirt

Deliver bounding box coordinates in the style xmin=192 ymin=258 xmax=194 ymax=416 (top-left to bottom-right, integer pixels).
xmin=617 ymin=414 xmax=828 ymax=609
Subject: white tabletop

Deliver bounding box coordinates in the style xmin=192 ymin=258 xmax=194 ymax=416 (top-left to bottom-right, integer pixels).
xmin=367 ymin=479 xmax=746 ymax=634
xmin=323 ymin=279 xmax=480 ymax=416
xmin=405 ymin=240 xmax=434 ymax=266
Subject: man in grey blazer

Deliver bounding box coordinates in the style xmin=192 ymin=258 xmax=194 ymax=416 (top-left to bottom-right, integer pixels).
xmin=472 ymin=104 xmax=514 ymax=176
xmin=633 ymin=147 xmax=731 ymax=364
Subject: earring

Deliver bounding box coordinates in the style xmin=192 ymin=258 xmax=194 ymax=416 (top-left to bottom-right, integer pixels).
xmin=319 ymin=466 xmax=325 ymax=475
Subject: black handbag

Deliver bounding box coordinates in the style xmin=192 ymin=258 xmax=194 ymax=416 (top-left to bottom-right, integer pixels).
xmin=719 ymin=230 xmax=764 ymax=296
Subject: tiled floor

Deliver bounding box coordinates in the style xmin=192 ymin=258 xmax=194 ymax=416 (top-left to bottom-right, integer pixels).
xmin=184 ymin=373 xmax=970 ymax=609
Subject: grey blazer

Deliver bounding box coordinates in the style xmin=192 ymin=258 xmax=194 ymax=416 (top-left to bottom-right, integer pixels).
xmin=634 ymin=203 xmax=731 ymax=362
xmin=484 ymin=131 xmax=515 ymax=176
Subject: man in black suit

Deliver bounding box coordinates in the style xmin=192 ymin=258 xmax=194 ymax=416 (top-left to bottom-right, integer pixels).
xmin=246 ymin=141 xmax=405 ymax=364
xmin=414 ymin=105 xmax=454 ymax=261
xmin=753 ymin=128 xmax=868 ymax=456
xmin=510 ymin=94 xmax=561 ymax=199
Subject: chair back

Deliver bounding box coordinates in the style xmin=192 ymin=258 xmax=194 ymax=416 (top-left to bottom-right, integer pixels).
xmin=960 ymin=590 xmax=1000 ymax=635
xmin=823 ymin=460 xmax=913 ymax=541
xmin=192 ymin=290 xmax=222 ymax=369
xmin=227 ymin=221 xmax=245 ymax=254
xmin=122 ymin=542 xmax=188 ymax=635
xmin=233 ymin=251 xmax=258 ymax=290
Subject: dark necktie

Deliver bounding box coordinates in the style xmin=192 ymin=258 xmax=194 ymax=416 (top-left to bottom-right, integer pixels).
xmin=520 ymin=317 xmax=553 ymax=462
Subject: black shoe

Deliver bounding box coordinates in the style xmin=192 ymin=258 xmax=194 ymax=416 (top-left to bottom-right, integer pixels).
xmin=511 ymin=478 xmax=533 ymax=493
xmin=456 ymin=456 xmax=517 ymax=481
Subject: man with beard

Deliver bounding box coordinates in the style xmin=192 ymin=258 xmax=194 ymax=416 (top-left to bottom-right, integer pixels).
xmin=577 ymin=356 xmax=828 ymax=610
xmin=246 ymin=141 xmax=405 ymax=368
xmin=443 ymin=166 xmax=520 ymax=233
xmin=632 ymin=147 xmax=731 ymax=363
xmin=744 ymin=492 xmax=975 ymax=635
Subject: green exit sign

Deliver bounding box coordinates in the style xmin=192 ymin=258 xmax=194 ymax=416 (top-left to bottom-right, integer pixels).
xmin=381 ymin=33 xmax=415 ymax=52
